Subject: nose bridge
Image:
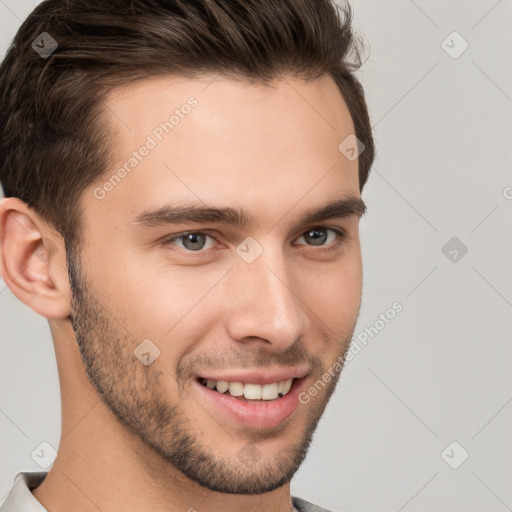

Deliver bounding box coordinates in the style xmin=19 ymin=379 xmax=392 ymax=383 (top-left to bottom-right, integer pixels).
xmin=226 ymin=242 xmax=307 ymax=347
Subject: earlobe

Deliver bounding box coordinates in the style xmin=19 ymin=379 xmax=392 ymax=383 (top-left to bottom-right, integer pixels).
xmin=0 ymin=197 xmax=71 ymax=319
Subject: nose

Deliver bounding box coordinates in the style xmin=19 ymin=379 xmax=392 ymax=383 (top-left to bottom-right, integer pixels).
xmin=225 ymin=244 xmax=309 ymax=351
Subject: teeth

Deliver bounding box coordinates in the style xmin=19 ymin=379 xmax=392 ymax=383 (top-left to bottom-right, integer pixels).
xmin=261 ymin=382 xmax=279 ymax=400
xmin=202 ymin=378 xmax=294 ymax=400
xmin=281 ymin=379 xmax=293 ymax=395
xmin=216 ymin=380 xmax=229 ymax=393
xmin=228 ymin=382 xmax=244 ymax=396
xmin=244 ymin=383 xmax=262 ymax=400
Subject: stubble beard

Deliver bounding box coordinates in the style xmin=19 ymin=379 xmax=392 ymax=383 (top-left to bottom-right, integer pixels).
xmin=66 ymin=247 xmax=354 ymax=494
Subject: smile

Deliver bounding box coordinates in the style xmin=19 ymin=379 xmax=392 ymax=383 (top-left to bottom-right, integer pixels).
xmin=194 ymin=373 xmax=307 ymax=429
xmin=198 ymin=377 xmax=295 ymax=401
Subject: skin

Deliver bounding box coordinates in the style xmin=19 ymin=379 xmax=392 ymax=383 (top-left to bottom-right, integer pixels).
xmin=0 ymin=73 xmax=364 ymax=512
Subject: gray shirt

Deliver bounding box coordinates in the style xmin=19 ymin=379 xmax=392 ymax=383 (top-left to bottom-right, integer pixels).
xmin=1 ymin=472 xmax=332 ymax=512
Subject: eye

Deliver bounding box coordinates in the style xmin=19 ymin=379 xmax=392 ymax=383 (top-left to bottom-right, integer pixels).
xmin=293 ymin=227 xmax=346 ymax=248
xmin=162 ymin=232 xmax=217 ymax=252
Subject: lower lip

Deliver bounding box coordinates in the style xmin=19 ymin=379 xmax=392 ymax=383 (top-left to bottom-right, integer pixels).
xmin=193 ymin=378 xmax=305 ymax=429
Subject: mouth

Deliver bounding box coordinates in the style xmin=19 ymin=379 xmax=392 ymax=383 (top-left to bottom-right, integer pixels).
xmin=193 ymin=373 xmax=307 ymax=429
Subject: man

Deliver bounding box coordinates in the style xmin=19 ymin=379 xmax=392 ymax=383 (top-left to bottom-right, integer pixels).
xmin=0 ymin=0 xmax=374 ymax=510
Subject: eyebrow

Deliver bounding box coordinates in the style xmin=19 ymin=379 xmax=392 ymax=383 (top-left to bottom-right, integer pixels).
xmin=130 ymin=196 xmax=367 ymax=230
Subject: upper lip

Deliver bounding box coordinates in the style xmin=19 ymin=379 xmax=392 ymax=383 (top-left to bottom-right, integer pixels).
xmin=196 ymin=366 xmax=309 ymax=385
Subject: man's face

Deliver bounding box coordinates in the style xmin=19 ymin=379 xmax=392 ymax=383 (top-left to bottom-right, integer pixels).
xmin=69 ymin=74 xmax=363 ymax=494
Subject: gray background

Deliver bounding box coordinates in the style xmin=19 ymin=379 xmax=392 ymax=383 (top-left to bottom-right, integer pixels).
xmin=1 ymin=1 xmax=511 ymax=511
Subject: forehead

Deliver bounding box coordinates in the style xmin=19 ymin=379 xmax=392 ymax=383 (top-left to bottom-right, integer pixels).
xmin=85 ymin=73 xmax=360 ymax=230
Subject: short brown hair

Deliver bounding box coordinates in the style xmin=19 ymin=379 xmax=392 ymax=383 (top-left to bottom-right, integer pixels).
xmin=0 ymin=0 xmax=374 ymax=254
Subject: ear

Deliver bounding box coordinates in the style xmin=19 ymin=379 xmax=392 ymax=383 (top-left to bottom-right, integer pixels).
xmin=0 ymin=197 xmax=71 ymax=319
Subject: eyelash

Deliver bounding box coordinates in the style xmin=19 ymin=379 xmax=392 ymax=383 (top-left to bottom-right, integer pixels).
xmin=160 ymin=227 xmax=348 ymax=255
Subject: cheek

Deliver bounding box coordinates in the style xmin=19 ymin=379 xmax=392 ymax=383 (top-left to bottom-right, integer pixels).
xmin=294 ymin=256 xmax=362 ymax=365
xmin=92 ymin=251 xmax=228 ymax=352
xmin=297 ymin=250 xmax=362 ymax=322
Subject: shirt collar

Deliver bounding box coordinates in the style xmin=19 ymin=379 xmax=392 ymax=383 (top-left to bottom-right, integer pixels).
xmin=1 ymin=471 xmax=309 ymax=512
xmin=0 ymin=471 xmax=48 ymax=512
